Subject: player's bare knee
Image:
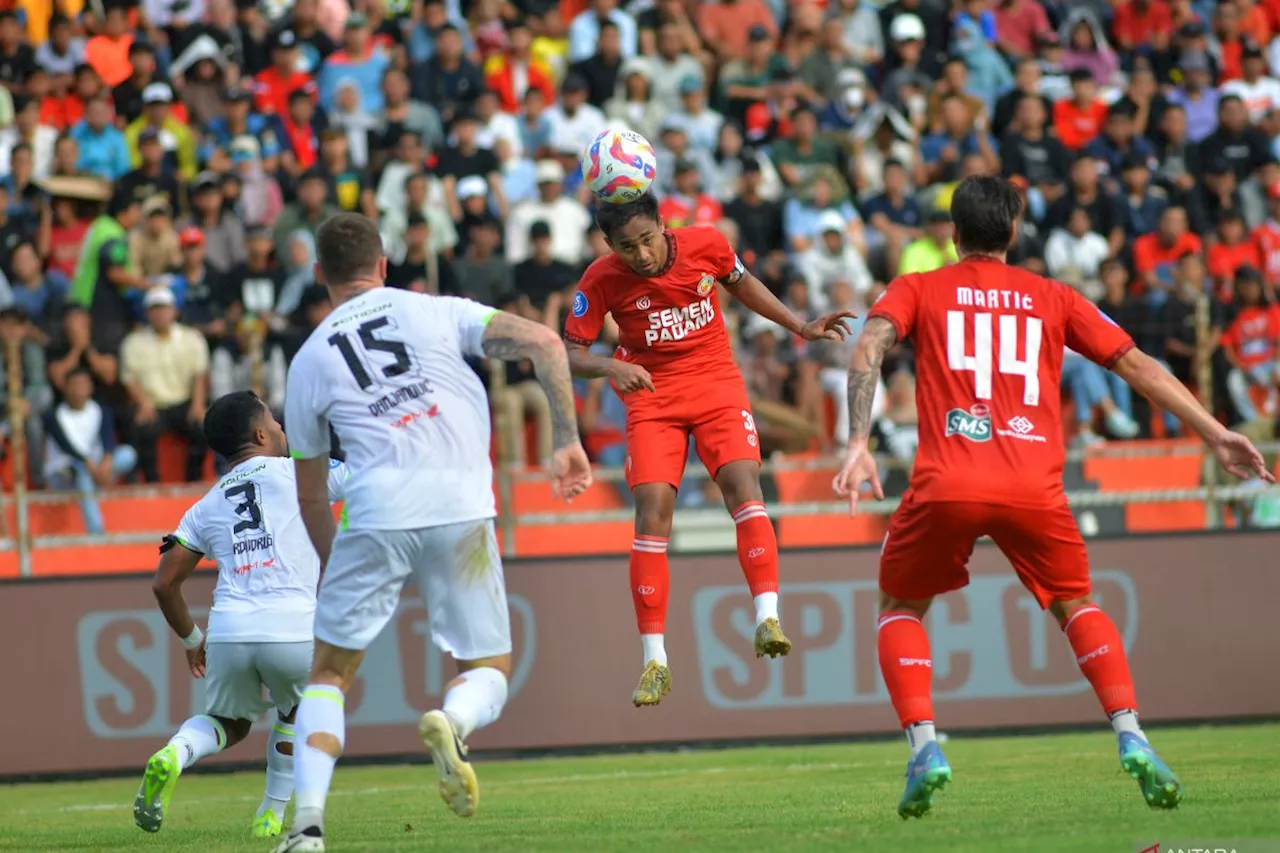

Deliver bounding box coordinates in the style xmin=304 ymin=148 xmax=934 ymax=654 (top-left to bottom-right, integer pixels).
xmin=879 ymin=592 xmax=932 ymax=619
xmin=310 ymin=641 xmax=364 ymax=692
xmin=456 ymin=653 xmax=512 ymax=679
xmin=306 ymin=732 xmax=343 ymax=758
xmin=216 ymin=716 xmax=253 ymax=748
xmin=1048 ymin=596 xmax=1095 ymax=627
xmin=633 ymin=484 xmax=676 ymax=537
xmin=714 ymin=461 xmax=763 ymax=509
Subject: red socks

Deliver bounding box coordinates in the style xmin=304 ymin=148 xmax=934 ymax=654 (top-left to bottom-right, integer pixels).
xmin=630 ymin=535 xmax=669 ymax=635
xmin=1063 ymin=605 xmax=1137 ymax=715
xmin=877 ymin=612 xmax=935 ymax=727
xmin=732 ymin=501 xmax=779 ymax=597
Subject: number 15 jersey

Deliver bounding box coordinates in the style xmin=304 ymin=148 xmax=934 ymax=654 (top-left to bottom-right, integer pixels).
xmin=284 ymin=287 xmax=498 ymax=531
xmin=868 ymin=257 xmax=1134 ymax=508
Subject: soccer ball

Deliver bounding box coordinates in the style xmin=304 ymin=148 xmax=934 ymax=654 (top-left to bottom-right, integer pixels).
xmin=581 ymin=128 xmax=657 ymax=204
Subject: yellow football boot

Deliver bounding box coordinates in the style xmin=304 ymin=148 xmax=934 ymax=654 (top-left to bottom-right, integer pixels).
xmin=632 ymin=660 xmax=671 ymax=707
xmin=754 ymin=617 xmax=792 ymax=658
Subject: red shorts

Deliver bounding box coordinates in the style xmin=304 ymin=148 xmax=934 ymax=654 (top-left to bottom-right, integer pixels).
xmin=879 ymin=494 xmax=1091 ymax=609
xmin=623 ymin=391 xmax=761 ymax=489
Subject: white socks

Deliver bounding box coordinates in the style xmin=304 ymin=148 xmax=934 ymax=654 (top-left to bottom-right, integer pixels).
xmin=906 ymin=721 xmax=937 ymax=757
xmin=260 ymin=719 xmax=295 ymax=821
xmin=754 ymin=592 xmax=779 ymax=625
xmin=292 ymin=685 xmax=346 ymax=834
xmin=1110 ymin=709 xmax=1145 ymax=740
xmin=169 ymin=715 xmax=225 ymax=770
xmin=641 ymin=633 xmax=668 ymax=667
xmin=442 ymin=667 xmax=509 ymax=741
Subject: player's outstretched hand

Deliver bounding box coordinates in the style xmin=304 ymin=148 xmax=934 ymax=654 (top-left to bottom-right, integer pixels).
xmin=186 ymin=641 xmax=207 ymax=679
xmin=831 ymin=446 xmax=883 ymax=515
xmin=608 ymin=362 xmax=656 ymax=394
xmin=1210 ymin=431 xmax=1276 ymax=482
xmin=801 ymin=310 xmax=858 ymax=342
xmin=551 ymin=442 xmax=594 ymax=502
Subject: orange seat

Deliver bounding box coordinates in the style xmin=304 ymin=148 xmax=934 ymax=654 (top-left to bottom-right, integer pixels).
xmin=156 ymin=433 xmax=217 ymax=483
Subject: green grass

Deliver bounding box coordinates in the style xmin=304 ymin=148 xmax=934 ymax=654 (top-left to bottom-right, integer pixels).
xmin=4 ymin=724 xmax=1280 ymax=853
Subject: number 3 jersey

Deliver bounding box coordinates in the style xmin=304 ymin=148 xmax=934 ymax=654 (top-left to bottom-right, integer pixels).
xmin=284 ymin=287 xmax=498 ymax=531
xmin=173 ymin=456 xmax=349 ymax=643
xmin=868 ymin=257 xmax=1134 ymax=508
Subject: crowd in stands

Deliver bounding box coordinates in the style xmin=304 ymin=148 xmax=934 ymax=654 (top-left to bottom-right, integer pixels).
xmin=0 ymin=0 xmax=1276 ymax=529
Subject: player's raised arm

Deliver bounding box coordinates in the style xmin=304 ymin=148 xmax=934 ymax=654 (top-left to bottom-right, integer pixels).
xmin=481 ymin=311 xmax=594 ymax=500
xmin=722 ymin=257 xmax=856 ymax=342
xmin=1112 ymin=349 xmax=1275 ymax=482
xmin=152 ymin=534 xmax=208 ymax=678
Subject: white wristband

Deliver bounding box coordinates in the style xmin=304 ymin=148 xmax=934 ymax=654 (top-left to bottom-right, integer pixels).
xmin=181 ymin=626 xmax=204 ymax=650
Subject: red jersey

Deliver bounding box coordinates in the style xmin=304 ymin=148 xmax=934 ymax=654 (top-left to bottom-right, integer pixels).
xmin=253 ymin=68 xmax=318 ymax=117
xmin=564 ymin=225 xmax=745 ymax=381
xmin=1223 ymin=304 xmax=1280 ymax=369
xmin=1252 ymin=220 xmax=1280 ymax=285
xmin=869 ymin=258 xmax=1134 ymax=508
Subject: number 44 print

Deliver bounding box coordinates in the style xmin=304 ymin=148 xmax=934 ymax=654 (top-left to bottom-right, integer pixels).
xmin=947 ymin=311 xmax=1043 ymax=406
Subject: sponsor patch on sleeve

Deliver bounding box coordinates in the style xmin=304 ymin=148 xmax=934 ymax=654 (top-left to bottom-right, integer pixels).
xmin=572 ymin=291 xmax=589 ymax=317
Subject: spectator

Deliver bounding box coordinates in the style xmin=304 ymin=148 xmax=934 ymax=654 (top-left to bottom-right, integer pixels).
xmin=504 ymin=159 xmax=588 ymax=265
xmin=119 ymin=286 xmax=209 ymax=482
xmin=125 ymin=83 xmax=198 ymax=180
xmin=0 ymin=306 xmax=50 ymax=486
xmin=1044 ymin=206 xmax=1111 ymax=297
xmin=171 ymin=228 xmax=224 ymax=341
xmin=182 ymin=171 xmax=247 ymax=274
xmin=1223 ymin=267 xmax=1280 ymax=424
xmin=439 ymin=107 xmax=507 ymax=221
xmin=411 ymin=23 xmax=484 ymax=124
xmin=231 ymin=135 xmax=284 ymax=228
xmin=1 ymin=95 xmax=56 ymax=177
xmin=1201 ymin=95 xmax=1272 ymax=183
xmin=451 ymin=216 xmax=510 ymax=305
xmin=545 ymin=73 xmax=607 ymax=161
xmin=1208 ymin=208 xmax=1263 ymax=296
xmin=570 ymin=19 xmax=624 ymax=109
xmin=9 ymin=242 xmax=64 ymax=336
xmin=1062 ymin=345 xmax=1141 ymax=446
xmin=1001 ymin=94 xmax=1071 ymax=215
xmin=1118 ymin=154 xmax=1169 ymax=241
xmin=569 ymin=0 xmax=637 ymax=64
xmin=1047 ymin=155 xmax=1126 ymax=256
xmin=34 ymin=15 xmax=84 ymax=84
xmin=1166 ymin=50 xmax=1220 ymax=143
xmin=483 ymin=16 xmax=557 ymax=115
xmin=117 ymin=128 xmax=181 ymax=213
xmin=317 ymin=13 xmax=391 ymax=115
xmin=658 ymin=158 xmax=723 ymax=228
xmin=1054 ymin=68 xmax=1108 ymax=151
xmin=372 ymin=68 xmax=443 ymax=158
xmin=43 ymin=366 xmax=136 ymax=534
xmin=271 ymin=169 xmax=339 ymax=265
xmin=254 ymin=28 xmax=317 ymax=118
xmin=1222 ymin=41 xmax=1280 ymax=123
xmin=71 ymin=191 xmax=148 ymax=353
xmin=129 ymin=195 xmax=182 ymax=280
xmin=69 ymin=96 xmax=129 ymax=181
xmin=1155 ymin=252 xmax=1230 ymax=428
xmin=797 ymin=210 xmax=874 ymax=312
xmin=388 ymin=213 xmax=456 ymax=293
xmin=899 ymin=208 xmax=959 ymax=274
xmin=1134 ymin=205 xmax=1203 ymax=303
xmin=113 ymin=40 xmax=158 ymax=126
xmin=212 ymin=228 xmax=288 ymax=413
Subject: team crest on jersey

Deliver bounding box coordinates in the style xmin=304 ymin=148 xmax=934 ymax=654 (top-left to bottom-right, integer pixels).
xmin=945 ymin=404 xmax=992 ymax=442
xmin=636 ymin=295 xmax=652 ymax=311
xmin=572 ymin=291 xmax=589 ymax=317
xmin=697 ymin=274 xmax=715 ymax=296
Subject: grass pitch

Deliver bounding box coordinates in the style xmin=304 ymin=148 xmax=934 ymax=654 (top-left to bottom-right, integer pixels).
xmin=3 ymin=724 xmax=1279 ymax=853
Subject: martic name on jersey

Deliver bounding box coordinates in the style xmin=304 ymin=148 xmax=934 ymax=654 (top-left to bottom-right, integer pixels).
xmin=644 ymin=297 xmax=715 ymax=346
xmin=956 ymin=286 xmax=1035 ymax=312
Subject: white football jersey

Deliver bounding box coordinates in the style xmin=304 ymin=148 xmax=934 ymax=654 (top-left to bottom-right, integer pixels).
xmin=284 ymin=288 xmax=497 ymax=531
xmin=173 ymin=456 xmax=349 ymax=643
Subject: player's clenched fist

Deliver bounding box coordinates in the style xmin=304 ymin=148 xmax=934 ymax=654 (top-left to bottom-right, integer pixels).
xmin=608 ymin=361 xmax=656 ymax=394
xmin=551 ymin=442 xmax=594 ymax=502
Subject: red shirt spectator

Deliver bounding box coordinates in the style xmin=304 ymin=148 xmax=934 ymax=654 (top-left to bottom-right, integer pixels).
xmin=695 ymin=0 xmax=777 ymax=62
xmin=254 ymin=28 xmax=317 ymax=116
xmin=1132 ymin=230 xmax=1202 ymax=293
xmin=994 ymin=0 xmax=1051 ymax=58
xmin=658 ymin=192 xmax=723 ymax=228
xmin=1053 ymin=98 xmax=1108 ymax=150
xmin=39 ymin=93 xmax=86 ymax=130
xmin=1112 ymin=0 xmax=1173 ymax=50
xmin=1223 ymin=302 xmax=1280 ymax=369
xmin=483 ymin=53 xmax=556 ymax=113
xmin=1208 ymin=240 xmax=1262 ymax=291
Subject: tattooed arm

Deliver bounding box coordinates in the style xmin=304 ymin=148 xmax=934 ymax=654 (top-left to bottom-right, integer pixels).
xmin=846 ymin=317 xmax=899 ymax=446
xmin=832 ymin=316 xmax=898 ymax=509
xmin=481 ymin=311 xmax=581 ymax=450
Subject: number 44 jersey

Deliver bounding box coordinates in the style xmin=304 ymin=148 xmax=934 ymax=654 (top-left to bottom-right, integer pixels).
xmin=173 ymin=456 xmax=349 ymax=643
xmin=284 ymin=288 xmax=498 ymax=531
xmin=868 ymin=257 xmax=1134 ymax=508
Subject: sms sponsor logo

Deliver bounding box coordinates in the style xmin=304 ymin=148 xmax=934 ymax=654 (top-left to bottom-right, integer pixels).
xmin=76 ymin=595 xmax=536 ymax=737
xmin=691 ymin=572 xmax=1137 ymax=709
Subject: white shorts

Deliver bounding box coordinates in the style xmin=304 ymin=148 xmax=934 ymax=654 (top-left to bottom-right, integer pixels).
xmin=204 ymin=641 xmax=312 ymax=721
xmin=314 ymin=519 xmax=511 ymax=659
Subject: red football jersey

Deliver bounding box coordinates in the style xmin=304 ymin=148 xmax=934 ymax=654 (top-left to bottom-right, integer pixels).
xmin=869 ymin=257 xmax=1134 ymax=508
xmin=564 ymin=226 xmax=746 ymax=382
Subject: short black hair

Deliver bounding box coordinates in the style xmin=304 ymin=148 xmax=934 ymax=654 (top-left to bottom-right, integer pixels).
xmin=203 ymin=391 xmax=268 ymax=459
xmin=107 ymin=188 xmax=138 ymax=217
xmin=594 ymin=192 xmax=660 ymax=240
xmin=950 ymin=175 xmax=1023 ymax=255
xmin=316 ymin=212 xmax=384 ymax=286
